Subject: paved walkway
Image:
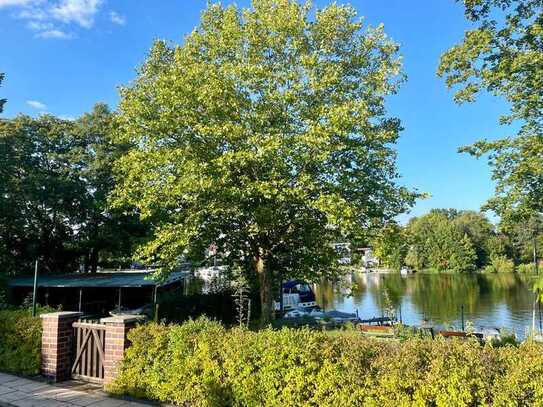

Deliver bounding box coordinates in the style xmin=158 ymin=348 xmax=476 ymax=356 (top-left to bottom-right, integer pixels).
xmin=0 ymin=372 xmax=156 ymax=407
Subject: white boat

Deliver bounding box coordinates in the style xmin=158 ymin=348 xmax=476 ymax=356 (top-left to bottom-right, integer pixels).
xmin=274 ymin=280 xmax=317 ymax=311
xmin=400 ymin=266 xmax=414 ymax=275
xmin=283 ymin=308 xmax=358 ymax=322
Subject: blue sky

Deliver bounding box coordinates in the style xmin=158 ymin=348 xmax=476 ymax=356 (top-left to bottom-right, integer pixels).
xmin=0 ymin=0 xmax=513 ymax=222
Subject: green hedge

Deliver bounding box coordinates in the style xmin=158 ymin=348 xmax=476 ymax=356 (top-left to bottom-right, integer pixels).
xmin=0 ymin=309 xmax=43 ymax=375
xmin=109 ymin=318 xmax=543 ymax=407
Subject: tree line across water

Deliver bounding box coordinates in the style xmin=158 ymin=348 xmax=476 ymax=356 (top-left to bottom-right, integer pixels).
xmin=372 ymin=210 xmax=543 ymax=273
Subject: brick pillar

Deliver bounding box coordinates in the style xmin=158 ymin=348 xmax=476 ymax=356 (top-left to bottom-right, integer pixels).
xmin=101 ymin=315 xmax=141 ymax=386
xmin=40 ymin=311 xmax=83 ymax=382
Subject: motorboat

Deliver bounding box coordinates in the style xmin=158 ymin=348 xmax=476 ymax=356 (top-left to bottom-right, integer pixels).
xmin=274 ymin=280 xmax=317 ymax=311
xmin=400 ymin=266 xmax=414 ymax=275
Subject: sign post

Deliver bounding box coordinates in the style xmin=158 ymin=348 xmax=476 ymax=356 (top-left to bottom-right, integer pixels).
xmin=32 ymin=260 xmax=39 ymax=317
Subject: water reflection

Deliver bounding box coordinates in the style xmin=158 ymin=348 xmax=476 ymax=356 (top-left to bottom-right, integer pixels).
xmin=315 ymin=272 xmax=542 ymax=337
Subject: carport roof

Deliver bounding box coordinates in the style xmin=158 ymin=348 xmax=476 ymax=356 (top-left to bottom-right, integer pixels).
xmin=8 ymin=270 xmax=188 ymax=288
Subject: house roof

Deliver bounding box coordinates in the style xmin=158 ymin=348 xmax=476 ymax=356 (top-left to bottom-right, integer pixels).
xmin=8 ymin=270 xmax=188 ymax=289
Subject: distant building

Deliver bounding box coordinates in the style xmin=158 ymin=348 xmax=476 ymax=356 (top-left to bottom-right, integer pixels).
xmin=361 ymin=247 xmax=379 ymax=268
xmin=333 ymin=242 xmax=352 ymax=265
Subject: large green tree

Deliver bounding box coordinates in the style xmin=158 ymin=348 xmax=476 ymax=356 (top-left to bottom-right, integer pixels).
xmin=371 ymin=223 xmax=408 ymax=271
xmin=438 ymin=0 xmax=543 ymax=222
xmin=0 ymin=107 xmax=147 ymax=275
xmin=70 ymin=104 xmax=148 ymax=272
xmin=112 ymin=0 xmax=416 ymax=324
xmin=405 ymin=210 xmax=483 ymax=272
xmin=0 ymin=115 xmax=86 ymax=273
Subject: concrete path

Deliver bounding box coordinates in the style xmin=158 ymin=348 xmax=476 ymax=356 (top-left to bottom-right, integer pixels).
xmin=0 ymin=372 xmax=156 ymax=407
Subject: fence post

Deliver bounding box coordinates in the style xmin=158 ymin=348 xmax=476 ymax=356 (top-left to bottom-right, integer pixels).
xmin=40 ymin=311 xmax=83 ymax=382
xmin=101 ymin=315 xmax=141 ymax=386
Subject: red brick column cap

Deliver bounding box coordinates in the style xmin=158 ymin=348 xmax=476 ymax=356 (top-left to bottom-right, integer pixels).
xmin=40 ymin=311 xmax=83 ymax=320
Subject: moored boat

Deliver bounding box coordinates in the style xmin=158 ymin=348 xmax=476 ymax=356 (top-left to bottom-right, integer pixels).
xmin=274 ymin=280 xmax=317 ymax=312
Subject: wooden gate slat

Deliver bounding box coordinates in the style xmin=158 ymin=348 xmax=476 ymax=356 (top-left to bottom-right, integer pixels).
xmin=86 ymin=327 xmax=92 ymax=378
xmin=77 ymin=326 xmax=83 ymax=376
xmin=71 ymin=321 xmax=106 ymax=382
xmin=72 ymin=328 xmax=92 ymax=374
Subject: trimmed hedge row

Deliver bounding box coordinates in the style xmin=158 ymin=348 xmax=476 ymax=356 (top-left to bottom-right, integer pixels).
xmin=109 ymin=318 xmax=543 ymax=407
xmin=0 ymin=309 xmax=43 ymax=375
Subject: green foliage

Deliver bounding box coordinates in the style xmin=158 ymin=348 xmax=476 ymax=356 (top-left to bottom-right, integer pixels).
xmin=112 ymin=0 xmax=417 ymax=324
xmin=110 ymin=318 xmax=543 ymax=406
xmin=482 ymin=255 xmax=515 ymax=274
xmin=404 ymin=210 xmax=487 ymax=272
xmin=517 ymin=262 xmax=542 ymax=274
xmin=0 ymin=115 xmax=83 ymax=273
xmin=0 ymin=273 xmax=7 ymax=309
xmin=371 ymin=223 xmax=407 ymax=271
xmin=0 ymin=105 xmax=148 ymax=275
xmin=0 ymin=309 xmax=43 ymax=375
xmin=373 ymin=208 xmax=540 ymax=274
xmin=533 ymin=275 xmax=543 ymax=303
xmin=157 ymin=291 xmax=241 ymax=325
xmin=439 ymin=0 xmax=543 ymax=228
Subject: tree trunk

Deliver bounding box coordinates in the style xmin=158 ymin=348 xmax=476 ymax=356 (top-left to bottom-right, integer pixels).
xmin=534 ymin=238 xmax=539 ymax=274
xmin=255 ymin=248 xmax=273 ymax=327
xmin=89 ymin=248 xmax=98 ymax=273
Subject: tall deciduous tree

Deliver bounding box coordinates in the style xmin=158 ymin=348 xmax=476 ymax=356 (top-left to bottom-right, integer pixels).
xmin=71 ymin=104 xmax=148 ymax=272
xmin=0 ymin=107 xmax=147 ymax=275
xmin=439 ymin=0 xmax=543 ymax=282
xmin=404 ymin=210 xmax=483 ymax=272
xmin=371 ymin=223 xmax=408 ymax=271
xmin=438 ymin=0 xmax=543 ymax=222
xmin=113 ymin=0 xmax=416 ymax=324
xmin=0 ymin=115 xmax=86 ymax=273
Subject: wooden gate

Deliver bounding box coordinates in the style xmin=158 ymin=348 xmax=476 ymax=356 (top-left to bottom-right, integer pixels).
xmin=71 ymin=321 xmax=106 ymax=383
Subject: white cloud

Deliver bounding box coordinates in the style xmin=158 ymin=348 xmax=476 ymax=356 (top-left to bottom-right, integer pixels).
xmin=26 ymin=20 xmax=54 ymax=30
xmin=0 ymin=0 xmax=38 ymax=7
xmin=50 ymin=0 xmax=103 ymax=28
xmin=36 ymin=29 xmax=72 ymax=39
xmin=5 ymin=0 xmax=112 ymax=39
xmin=109 ymin=10 xmax=125 ymax=25
xmin=26 ymin=100 xmax=47 ymax=109
xmin=16 ymin=7 xmax=49 ymax=21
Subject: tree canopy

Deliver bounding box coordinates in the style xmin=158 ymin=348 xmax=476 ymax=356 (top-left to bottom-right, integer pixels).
xmin=371 ymin=209 xmax=543 ymax=274
xmin=0 ymin=105 xmax=147 ymax=275
xmin=112 ymin=0 xmax=417 ymax=324
xmin=438 ymin=0 xmax=543 ymax=223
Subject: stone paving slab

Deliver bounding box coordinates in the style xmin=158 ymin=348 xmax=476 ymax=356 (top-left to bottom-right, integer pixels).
xmin=0 ymin=373 xmax=158 ymax=407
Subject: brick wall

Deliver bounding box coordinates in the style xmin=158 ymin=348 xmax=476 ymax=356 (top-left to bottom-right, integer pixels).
xmin=40 ymin=312 xmax=82 ymax=382
xmin=101 ymin=316 xmax=141 ymax=386
xmin=40 ymin=312 xmax=140 ymax=386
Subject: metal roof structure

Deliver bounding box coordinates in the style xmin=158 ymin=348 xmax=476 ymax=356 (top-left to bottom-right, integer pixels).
xmin=8 ymin=270 xmax=188 ymax=289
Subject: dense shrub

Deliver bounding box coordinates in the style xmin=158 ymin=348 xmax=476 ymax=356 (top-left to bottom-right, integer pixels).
xmin=158 ymin=291 xmax=238 ymax=325
xmin=110 ymin=318 xmax=543 ymax=407
xmin=0 ymin=309 xmax=43 ymax=375
xmin=482 ymin=255 xmax=515 ymax=273
xmin=0 ymin=274 xmax=7 ymax=308
xmin=158 ymin=291 xmax=260 ymax=325
xmin=517 ymin=262 xmax=543 ymax=273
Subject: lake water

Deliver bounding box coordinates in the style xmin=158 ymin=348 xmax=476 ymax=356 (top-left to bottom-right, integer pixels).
xmin=315 ymin=272 xmax=542 ymax=338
